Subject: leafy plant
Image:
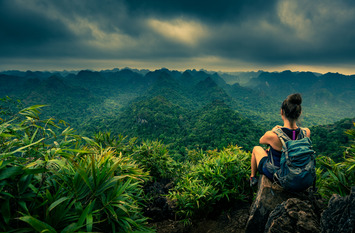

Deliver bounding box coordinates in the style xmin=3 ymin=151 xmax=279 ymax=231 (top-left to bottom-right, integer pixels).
xmin=0 ymin=96 xmax=24 ymax=122
xmin=0 ymin=103 xmax=155 ymax=232
xmin=38 ymin=147 xmax=152 ymax=232
xmin=132 ymin=140 xmax=179 ymax=180
xmin=168 ymin=145 xmax=251 ymax=220
xmin=93 ymin=131 xmax=137 ymax=155
xmin=186 ymin=148 xmax=205 ymax=165
xmin=316 ymin=123 xmax=355 ymax=200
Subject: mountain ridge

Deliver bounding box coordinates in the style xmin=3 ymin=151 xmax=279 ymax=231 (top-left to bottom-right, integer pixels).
xmin=0 ymin=68 xmax=354 ymax=156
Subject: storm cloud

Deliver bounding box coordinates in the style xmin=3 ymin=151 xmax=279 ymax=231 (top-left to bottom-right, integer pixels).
xmin=1 ymin=0 xmax=355 ymax=73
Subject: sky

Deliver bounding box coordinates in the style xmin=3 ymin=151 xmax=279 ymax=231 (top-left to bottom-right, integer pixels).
xmin=1 ymin=0 xmax=355 ymax=74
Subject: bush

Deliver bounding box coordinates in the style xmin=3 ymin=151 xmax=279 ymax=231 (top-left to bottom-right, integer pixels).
xmin=316 ymin=123 xmax=355 ymax=200
xmin=0 ymin=104 xmax=154 ymax=232
xmin=131 ymin=140 xmax=179 ymax=180
xmin=93 ymin=131 xmax=137 ymax=155
xmin=168 ymin=145 xmax=251 ymax=220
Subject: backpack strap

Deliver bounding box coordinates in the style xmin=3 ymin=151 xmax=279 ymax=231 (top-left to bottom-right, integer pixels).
xmin=272 ymin=128 xmax=289 ymax=152
xmin=273 ymin=128 xmax=308 ymax=147
xmin=297 ymin=128 xmax=308 ymax=139
xmin=272 ymin=128 xmax=293 ymax=167
xmin=267 ymin=128 xmax=289 ymax=175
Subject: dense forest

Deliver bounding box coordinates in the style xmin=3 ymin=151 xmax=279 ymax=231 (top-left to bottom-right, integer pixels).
xmin=1 ymin=68 xmax=354 ymax=158
xmin=0 ymin=68 xmax=354 ymax=232
xmin=311 ymin=118 xmax=355 ymax=162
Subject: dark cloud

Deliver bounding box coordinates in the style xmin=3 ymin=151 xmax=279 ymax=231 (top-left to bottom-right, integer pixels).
xmin=124 ymin=0 xmax=278 ymax=22
xmin=0 ymin=1 xmax=77 ymax=56
xmin=198 ymin=0 xmax=355 ymax=66
xmin=0 ymin=0 xmax=355 ymax=72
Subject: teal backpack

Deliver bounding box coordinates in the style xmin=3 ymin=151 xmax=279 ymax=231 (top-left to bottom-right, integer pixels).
xmin=270 ymin=128 xmax=316 ymax=192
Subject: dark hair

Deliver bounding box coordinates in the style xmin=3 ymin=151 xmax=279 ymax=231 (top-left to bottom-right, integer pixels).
xmin=281 ymin=93 xmax=302 ymax=121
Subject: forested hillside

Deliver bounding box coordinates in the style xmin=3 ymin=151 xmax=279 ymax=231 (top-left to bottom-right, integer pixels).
xmin=311 ymin=118 xmax=355 ymax=162
xmin=0 ymin=100 xmax=354 ymax=232
xmin=0 ymin=68 xmax=354 ymax=232
xmin=1 ymin=68 xmax=354 ymax=158
xmin=244 ymin=70 xmax=355 ymax=125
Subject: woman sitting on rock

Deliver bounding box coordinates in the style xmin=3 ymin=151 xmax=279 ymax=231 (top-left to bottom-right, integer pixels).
xmin=249 ymin=93 xmax=311 ymax=186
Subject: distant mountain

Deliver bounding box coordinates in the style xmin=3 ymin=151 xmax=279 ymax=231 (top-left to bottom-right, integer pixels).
xmin=184 ymin=100 xmax=263 ymax=151
xmin=144 ymin=70 xmax=194 ymax=109
xmin=1 ymin=68 xmax=354 ymax=149
xmin=102 ymin=96 xmax=262 ymax=152
xmin=218 ymin=71 xmax=262 ymax=85
xmin=102 ymin=69 xmax=146 ymax=92
xmin=224 ymin=82 xmax=280 ymax=125
xmin=192 ymin=77 xmax=232 ymax=107
xmin=66 ymin=70 xmax=109 ymax=95
xmin=107 ymin=95 xmax=188 ymax=147
xmin=22 ymin=75 xmax=101 ymax=123
xmin=0 ymin=74 xmax=24 ymax=96
xmin=243 ymin=70 xmax=355 ymax=125
xmin=245 ymin=70 xmax=355 ymax=104
xmin=182 ymin=70 xmax=227 ymax=87
xmin=0 ymin=70 xmax=54 ymax=79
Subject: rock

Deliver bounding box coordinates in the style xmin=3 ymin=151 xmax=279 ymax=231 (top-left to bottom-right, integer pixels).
xmin=320 ymin=186 xmax=355 ymax=233
xmin=264 ymin=198 xmax=320 ymax=233
xmin=143 ymin=180 xmax=175 ymax=221
xmin=245 ymin=175 xmax=311 ymax=233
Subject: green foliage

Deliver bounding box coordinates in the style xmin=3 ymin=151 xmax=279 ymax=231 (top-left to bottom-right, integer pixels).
xmin=1 ymin=69 xmax=355 ymax=229
xmin=311 ymin=118 xmax=354 ymax=162
xmin=93 ymin=131 xmax=137 ymax=155
xmin=93 ymin=132 xmax=180 ymax=180
xmin=316 ymin=123 xmax=355 ymax=200
xmin=168 ymin=146 xmax=251 ymax=220
xmin=0 ymin=104 xmax=154 ymax=232
xmin=0 ymin=96 xmax=24 ymax=122
xmin=48 ymin=149 xmax=151 ymax=232
xmin=112 ymin=96 xmax=187 ymax=145
xmin=132 ymin=140 xmax=179 ymax=180
xmin=186 ymin=148 xmax=205 ymax=165
xmin=184 ymin=100 xmax=263 ymax=151
xmin=107 ymin=97 xmax=263 ymax=157
xmin=2 ymin=69 xmax=353 ymax=160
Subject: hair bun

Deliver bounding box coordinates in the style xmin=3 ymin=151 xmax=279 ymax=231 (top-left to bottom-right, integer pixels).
xmin=288 ymin=93 xmax=302 ymax=105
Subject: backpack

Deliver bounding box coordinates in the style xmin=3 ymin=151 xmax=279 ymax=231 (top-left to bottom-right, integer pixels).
xmin=269 ymin=128 xmax=316 ymax=192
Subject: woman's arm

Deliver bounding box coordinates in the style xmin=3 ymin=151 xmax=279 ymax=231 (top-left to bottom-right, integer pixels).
xmin=259 ymin=131 xmax=275 ymax=145
xmin=300 ymin=127 xmax=311 ymax=137
xmin=259 ymin=125 xmax=282 ymax=145
xmin=305 ymin=128 xmax=311 ymax=137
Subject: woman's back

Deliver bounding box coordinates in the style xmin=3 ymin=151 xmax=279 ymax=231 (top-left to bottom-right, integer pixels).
xmin=264 ymin=127 xmax=310 ymax=152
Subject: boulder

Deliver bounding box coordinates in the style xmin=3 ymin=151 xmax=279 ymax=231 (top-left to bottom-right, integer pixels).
xmin=143 ymin=180 xmax=175 ymax=221
xmin=264 ymin=198 xmax=320 ymax=233
xmin=320 ymin=186 xmax=355 ymax=233
xmin=245 ymin=175 xmax=311 ymax=233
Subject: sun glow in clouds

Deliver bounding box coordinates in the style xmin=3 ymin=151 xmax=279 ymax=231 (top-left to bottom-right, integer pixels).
xmin=148 ymin=18 xmax=206 ymax=46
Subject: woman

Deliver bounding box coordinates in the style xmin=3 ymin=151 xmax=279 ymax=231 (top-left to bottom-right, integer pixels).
xmin=250 ymin=93 xmax=311 ymax=186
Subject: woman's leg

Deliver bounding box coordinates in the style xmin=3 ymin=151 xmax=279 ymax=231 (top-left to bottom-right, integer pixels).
xmin=251 ymin=146 xmax=268 ymax=177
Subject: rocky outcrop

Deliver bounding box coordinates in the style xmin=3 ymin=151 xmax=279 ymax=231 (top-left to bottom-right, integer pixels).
xmin=144 ymin=180 xmax=175 ymax=222
xmin=245 ymin=175 xmax=315 ymax=233
xmin=264 ymin=198 xmax=320 ymax=233
xmin=320 ymin=186 xmax=355 ymax=233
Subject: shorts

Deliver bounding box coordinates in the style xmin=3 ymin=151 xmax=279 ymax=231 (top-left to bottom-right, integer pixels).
xmin=258 ymin=156 xmax=276 ymax=181
xmin=258 ymin=156 xmax=268 ymax=174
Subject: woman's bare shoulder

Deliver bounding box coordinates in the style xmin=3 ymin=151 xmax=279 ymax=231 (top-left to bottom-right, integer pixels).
xmin=260 ymin=130 xmax=278 ymax=144
xmin=300 ymin=127 xmax=311 ymax=137
xmin=265 ymin=130 xmax=280 ymax=141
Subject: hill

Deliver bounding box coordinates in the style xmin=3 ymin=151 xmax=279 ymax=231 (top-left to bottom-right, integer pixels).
xmin=245 ymin=70 xmax=355 ymax=125
xmin=1 ymin=68 xmax=354 ymax=156
xmin=310 ymin=118 xmax=355 ymax=162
